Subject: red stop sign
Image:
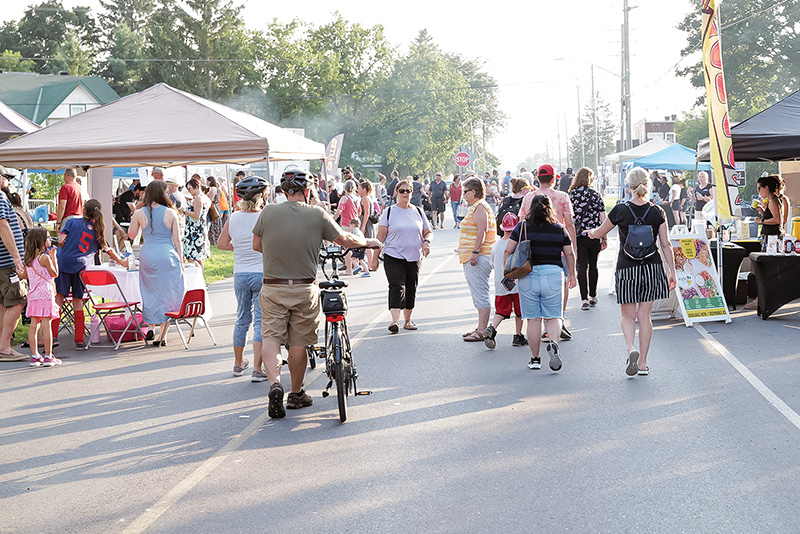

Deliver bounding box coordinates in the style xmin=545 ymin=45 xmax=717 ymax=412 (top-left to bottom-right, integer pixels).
xmin=455 ymin=152 xmax=471 ymax=167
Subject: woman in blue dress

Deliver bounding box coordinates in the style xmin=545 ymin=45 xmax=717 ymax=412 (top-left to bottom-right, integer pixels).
xmin=128 ymin=181 xmax=184 ymax=346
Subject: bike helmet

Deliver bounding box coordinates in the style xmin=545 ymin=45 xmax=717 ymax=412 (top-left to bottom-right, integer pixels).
xmin=280 ymin=165 xmax=310 ymax=194
xmin=235 ymin=175 xmax=269 ymax=200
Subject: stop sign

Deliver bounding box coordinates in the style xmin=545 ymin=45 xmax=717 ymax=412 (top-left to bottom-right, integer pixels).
xmin=455 ymin=152 xmax=471 ymax=167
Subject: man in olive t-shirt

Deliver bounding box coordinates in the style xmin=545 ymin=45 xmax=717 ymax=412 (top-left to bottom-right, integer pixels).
xmin=251 ymin=165 xmax=381 ymax=419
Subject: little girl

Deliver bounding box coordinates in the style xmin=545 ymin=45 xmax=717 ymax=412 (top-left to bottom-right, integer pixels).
xmin=22 ymin=228 xmax=60 ymax=367
xmin=53 ymin=199 xmax=129 ymax=349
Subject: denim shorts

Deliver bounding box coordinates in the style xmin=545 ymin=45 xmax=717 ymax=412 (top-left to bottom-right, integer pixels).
xmin=518 ymin=264 xmax=564 ymax=319
xmin=233 ymin=272 xmax=263 ymax=346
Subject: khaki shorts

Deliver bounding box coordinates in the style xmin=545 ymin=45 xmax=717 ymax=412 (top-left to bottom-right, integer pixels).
xmin=259 ymin=283 xmax=321 ymax=347
xmin=0 ymin=267 xmax=27 ymax=308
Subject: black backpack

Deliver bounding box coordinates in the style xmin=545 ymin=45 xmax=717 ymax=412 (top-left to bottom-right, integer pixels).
xmin=623 ymin=202 xmax=658 ymax=261
xmin=496 ymin=195 xmax=523 ymax=231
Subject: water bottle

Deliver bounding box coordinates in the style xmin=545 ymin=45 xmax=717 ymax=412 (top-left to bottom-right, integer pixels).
xmin=90 ymin=314 xmax=101 ymax=343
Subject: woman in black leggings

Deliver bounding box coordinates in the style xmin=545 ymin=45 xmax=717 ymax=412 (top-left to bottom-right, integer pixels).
xmin=568 ymin=167 xmax=608 ymax=310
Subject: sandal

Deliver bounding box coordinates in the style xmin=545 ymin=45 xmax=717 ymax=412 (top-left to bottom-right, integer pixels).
xmin=463 ymin=329 xmax=478 ymax=338
xmin=589 ymin=297 xmax=597 ymax=307
xmin=463 ymin=331 xmax=484 ymax=342
xmin=403 ymin=321 xmax=418 ymax=330
xmin=388 ymin=322 xmax=399 ymax=334
xmin=581 ymin=300 xmax=590 ymax=311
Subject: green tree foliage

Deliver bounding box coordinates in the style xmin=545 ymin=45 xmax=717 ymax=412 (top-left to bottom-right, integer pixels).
xmin=677 ymin=0 xmax=800 ymax=121
xmin=140 ymin=0 xmax=261 ymax=100
xmin=1 ymin=1 xmax=98 ymax=74
xmin=0 ymin=50 xmax=36 ymax=72
xmin=100 ymin=22 xmax=147 ymax=94
xmin=568 ymin=96 xmax=617 ymax=172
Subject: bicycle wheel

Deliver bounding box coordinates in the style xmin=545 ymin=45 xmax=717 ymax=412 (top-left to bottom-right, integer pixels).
xmin=331 ymin=324 xmax=347 ymax=422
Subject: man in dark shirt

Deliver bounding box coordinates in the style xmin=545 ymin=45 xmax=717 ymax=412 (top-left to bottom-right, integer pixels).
xmin=411 ymin=174 xmax=424 ymax=207
xmin=386 ymin=170 xmax=399 ymax=205
xmin=429 ymin=172 xmax=449 ymax=229
xmin=114 ymin=185 xmax=144 ymax=225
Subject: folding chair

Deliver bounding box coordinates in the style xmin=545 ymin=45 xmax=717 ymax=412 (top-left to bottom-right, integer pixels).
xmin=59 ymin=293 xmax=92 ymax=336
xmin=79 ymin=270 xmax=148 ymax=350
xmin=163 ymin=289 xmax=217 ymax=350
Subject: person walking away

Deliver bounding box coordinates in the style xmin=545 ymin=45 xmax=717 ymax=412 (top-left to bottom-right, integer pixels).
xmin=505 ymin=194 xmax=576 ymax=371
xmin=668 ymin=176 xmax=685 ymax=227
xmin=206 ymin=176 xmax=223 ymax=245
xmin=459 ymin=177 xmax=496 ymax=342
xmin=588 ymin=167 xmax=676 ymax=377
xmin=371 ymin=178 xmax=432 ymax=333
xmin=410 ymin=175 xmax=424 ymax=208
xmin=386 ymin=170 xmax=400 ymax=205
xmin=217 ymin=176 xmax=269 ymax=380
xmin=22 ymin=228 xmax=59 ymax=366
xmin=56 ymin=168 xmax=84 ymax=231
xmin=54 ymin=200 xmax=129 ymax=350
xmin=449 ymin=175 xmax=463 ymax=228
xmin=253 ymin=165 xmax=380 ymax=419
xmin=357 ymin=180 xmax=379 ymax=268
xmin=519 ymin=164 xmax=577 ymax=342
xmin=348 ymin=218 xmax=370 ymax=276
xmin=484 ymin=213 xmax=527 ymax=350
xmin=128 ymin=181 xmax=184 ymax=347
xmin=568 ymin=167 xmax=608 ymax=310
xmin=429 ymin=172 xmax=449 ymax=229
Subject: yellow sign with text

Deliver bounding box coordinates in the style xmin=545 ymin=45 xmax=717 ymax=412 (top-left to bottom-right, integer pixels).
xmin=687 ymin=308 xmax=727 ymax=318
xmin=680 ymin=239 xmax=697 ymax=260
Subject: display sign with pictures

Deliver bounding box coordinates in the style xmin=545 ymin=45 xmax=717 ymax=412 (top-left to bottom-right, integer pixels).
xmin=670 ymin=233 xmax=731 ymax=326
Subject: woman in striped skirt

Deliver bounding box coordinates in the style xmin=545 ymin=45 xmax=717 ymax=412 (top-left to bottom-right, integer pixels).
xmin=587 ymin=167 xmax=676 ymax=377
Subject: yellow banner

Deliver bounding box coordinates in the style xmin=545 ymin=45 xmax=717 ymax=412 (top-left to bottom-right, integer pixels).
xmin=702 ymin=0 xmax=737 ymax=219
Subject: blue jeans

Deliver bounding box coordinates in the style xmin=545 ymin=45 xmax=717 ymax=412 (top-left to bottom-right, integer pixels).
xmin=451 ymin=200 xmax=461 ymax=222
xmin=233 ymin=272 xmax=263 ymax=347
xmin=518 ymin=264 xmax=564 ymax=319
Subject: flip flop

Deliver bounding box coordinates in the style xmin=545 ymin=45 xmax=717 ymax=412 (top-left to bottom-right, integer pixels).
xmin=463 ymin=331 xmax=484 ymax=342
xmin=463 ymin=329 xmax=478 ymax=338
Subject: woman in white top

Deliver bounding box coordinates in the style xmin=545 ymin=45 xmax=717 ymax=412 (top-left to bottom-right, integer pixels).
xmin=217 ymin=176 xmax=269 ymax=382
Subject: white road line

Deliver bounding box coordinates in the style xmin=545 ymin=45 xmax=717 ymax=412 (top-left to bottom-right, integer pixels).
xmin=123 ymin=251 xmax=455 ymax=533
xmin=695 ymin=324 xmax=800 ymax=431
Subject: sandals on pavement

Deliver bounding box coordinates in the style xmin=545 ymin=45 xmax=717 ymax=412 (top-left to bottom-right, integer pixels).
xmin=581 ymin=300 xmax=590 ymax=311
xmin=403 ymin=321 xmax=418 ymax=330
xmin=388 ymin=322 xmax=399 ymax=334
xmin=463 ymin=329 xmax=478 ymax=338
xmin=589 ymin=297 xmax=598 ymax=307
xmin=463 ymin=331 xmax=484 ymax=342
xmin=638 ymin=366 xmax=650 ymax=376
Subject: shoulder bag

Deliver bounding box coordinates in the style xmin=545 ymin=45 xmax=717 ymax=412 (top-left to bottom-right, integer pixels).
xmin=504 ymin=223 xmax=532 ymax=279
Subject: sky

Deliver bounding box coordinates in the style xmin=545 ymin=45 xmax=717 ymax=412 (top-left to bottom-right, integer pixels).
xmin=3 ymin=0 xmax=703 ymax=171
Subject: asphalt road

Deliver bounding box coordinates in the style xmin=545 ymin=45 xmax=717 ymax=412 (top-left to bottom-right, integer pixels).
xmin=2 ymin=227 xmax=800 ymax=533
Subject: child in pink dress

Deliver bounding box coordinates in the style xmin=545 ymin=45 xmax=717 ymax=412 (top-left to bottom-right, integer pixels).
xmin=22 ymin=228 xmax=60 ymax=367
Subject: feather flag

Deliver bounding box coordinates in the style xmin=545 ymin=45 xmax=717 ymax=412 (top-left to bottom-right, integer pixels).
xmin=702 ymin=0 xmax=738 ymax=218
xmin=322 ymin=134 xmax=345 ymax=182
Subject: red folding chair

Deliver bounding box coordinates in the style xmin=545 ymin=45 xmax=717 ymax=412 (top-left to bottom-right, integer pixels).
xmin=79 ymin=270 xmax=147 ymax=350
xmin=163 ymin=289 xmax=217 ymax=350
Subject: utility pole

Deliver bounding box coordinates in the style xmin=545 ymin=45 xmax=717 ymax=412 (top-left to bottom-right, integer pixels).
xmin=564 ymin=113 xmax=570 ymax=170
xmin=577 ymin=84 xmax=585 ymax=168
xmin=557 ymin=119 xmax=562 ymax=172
xmin=622 ymin=0 xmax=634 ymax=150
xmin=592 ymin=64 xmax=599 ymax=173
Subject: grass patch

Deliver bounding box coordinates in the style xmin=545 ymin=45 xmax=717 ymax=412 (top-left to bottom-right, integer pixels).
xmin=603 ymin=195 xmax=619 ymax=213
xmin=204 ymin=245 xmax=235 ymax=285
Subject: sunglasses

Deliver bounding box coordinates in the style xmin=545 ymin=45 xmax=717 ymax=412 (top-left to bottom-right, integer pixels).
xmin=396 ymin=188 xmax=412 ymax=194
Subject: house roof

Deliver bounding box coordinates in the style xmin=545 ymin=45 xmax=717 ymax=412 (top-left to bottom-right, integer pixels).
xmin=0 ymin=73 xmax=119 ymax=124
xmin=0 ymin=98 xmax=40 ymax=142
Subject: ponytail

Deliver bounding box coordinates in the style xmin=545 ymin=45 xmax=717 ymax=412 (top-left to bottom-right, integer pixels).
xmin=83 ymin=199 xmax=107 ymax=249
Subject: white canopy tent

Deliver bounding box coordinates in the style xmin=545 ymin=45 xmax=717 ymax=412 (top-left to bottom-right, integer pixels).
xmin=0 ymin=83 xmax=325 ymax=169
xmin=0 ymin=99 xmax=40 ymax=143
xmin=0 ymin=83 xmax=325 ymax=244
xmin=604 ymin=138 xmax=673 ymax=164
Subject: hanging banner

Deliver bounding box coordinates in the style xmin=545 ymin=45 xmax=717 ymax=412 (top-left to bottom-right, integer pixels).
xmin=671 ymin=232 xmax=731 ymax=326
xmin=702 ymin=0 xmax=738 ymax=219
xmin=322 ymin=134 xmax=345 ymax=182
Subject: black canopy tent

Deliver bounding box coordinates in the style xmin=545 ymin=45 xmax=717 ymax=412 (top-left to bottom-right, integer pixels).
xmin=697 ymin=89 xmax=800 ymax=162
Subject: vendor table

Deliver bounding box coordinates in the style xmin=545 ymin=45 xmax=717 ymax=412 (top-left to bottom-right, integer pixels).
xmin=84 ymin=264 xmax=212 ymax=320
xmin=748 ymin=252 xmax=800 ymax=320
xmin=709 ymin=241 xmax=748 ymax=310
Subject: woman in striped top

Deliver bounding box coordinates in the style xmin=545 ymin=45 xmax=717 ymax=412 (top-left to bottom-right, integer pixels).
xmin=458 ymin=177 xmax=497 ymax=342
xmin=505 ymin=194 xmax=576 ymax=372
xmin=588 ymin=167 xmax=676 ymax=377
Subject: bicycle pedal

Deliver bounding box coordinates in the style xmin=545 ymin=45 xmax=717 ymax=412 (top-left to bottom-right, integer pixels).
xmin=355 ymin=391 xmax=372 ymax=396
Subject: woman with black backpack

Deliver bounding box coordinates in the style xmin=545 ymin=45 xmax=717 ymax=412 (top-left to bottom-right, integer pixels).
xmin=587 ymin=167 xmax=676 ymax=378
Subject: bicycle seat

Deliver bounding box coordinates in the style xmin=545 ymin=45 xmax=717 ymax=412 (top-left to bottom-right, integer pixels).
xmin=320 ymin=280 xmax=347 ymax=290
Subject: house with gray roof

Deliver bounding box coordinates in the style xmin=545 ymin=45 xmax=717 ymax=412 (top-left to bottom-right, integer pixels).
xmin=0 ymin=72 xmax=119 ymax=126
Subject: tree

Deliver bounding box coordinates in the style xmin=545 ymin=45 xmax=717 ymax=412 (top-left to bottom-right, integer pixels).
xmin=7 ymin=0 xmax=99 ymax=74
xmin=568 ymin=96 xmax=616 ymax=171
xmin=0 ymin=50 xmax=36 ymax=72
xmin=677 ymin=0 xmax=800 ymax=121
xmin=140 ymin=0 xmax=261 ymax=100
xmin=99 ymin=22 xmax=148 ymax=94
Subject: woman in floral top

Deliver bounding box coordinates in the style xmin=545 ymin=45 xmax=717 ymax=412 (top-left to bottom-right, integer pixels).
xmin=568 ymin=167 xmax=608 ymax=310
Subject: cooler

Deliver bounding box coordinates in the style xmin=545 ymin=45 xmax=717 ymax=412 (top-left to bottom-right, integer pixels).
xmin=791 ymin=216 xmax=800 ymax=238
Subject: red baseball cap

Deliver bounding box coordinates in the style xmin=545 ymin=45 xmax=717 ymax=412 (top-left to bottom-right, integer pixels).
xmin=537 ymin=164 xmax=555 ymax=177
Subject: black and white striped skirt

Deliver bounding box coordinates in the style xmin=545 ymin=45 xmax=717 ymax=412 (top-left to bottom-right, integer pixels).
xmin=615 ymin=262 xmax=669 ymax=304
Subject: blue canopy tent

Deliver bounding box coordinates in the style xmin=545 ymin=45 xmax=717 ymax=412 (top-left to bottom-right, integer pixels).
xmin=623 ymin=143 xmax=712 ymax=171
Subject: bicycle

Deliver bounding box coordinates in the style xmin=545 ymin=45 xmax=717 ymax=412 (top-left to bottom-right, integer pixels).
xmin=306 ymin=245 xmax=372 ymax=422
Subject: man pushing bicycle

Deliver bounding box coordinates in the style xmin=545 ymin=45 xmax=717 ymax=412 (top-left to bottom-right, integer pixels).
xmin=252 ymin=165 xmax=382 ymax=419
